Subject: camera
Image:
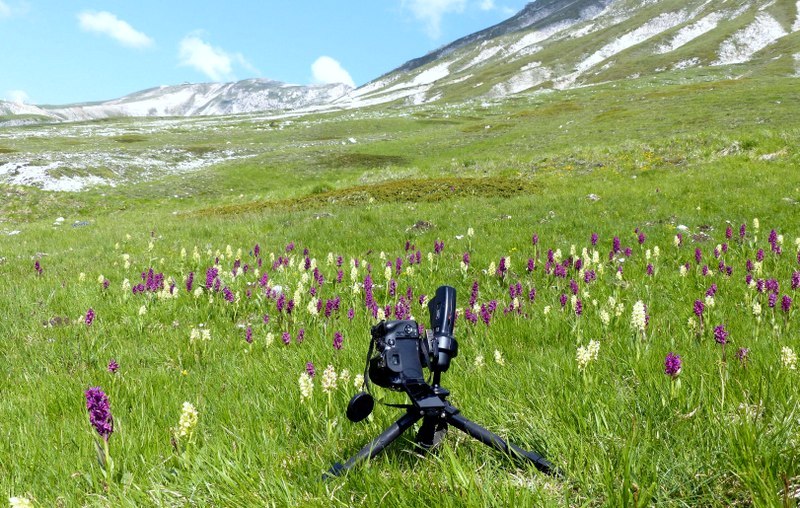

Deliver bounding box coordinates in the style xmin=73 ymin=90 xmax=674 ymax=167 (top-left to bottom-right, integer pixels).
xmin=367 ymin=285 xmax=458 ymax=391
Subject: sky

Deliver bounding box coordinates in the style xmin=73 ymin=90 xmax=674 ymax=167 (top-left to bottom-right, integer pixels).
xmin=0 ymin=0 xmax=530 ymax=105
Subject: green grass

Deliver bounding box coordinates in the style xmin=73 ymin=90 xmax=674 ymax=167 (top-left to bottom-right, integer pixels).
xmin=1 ymin=74 xmax=800 ymax=506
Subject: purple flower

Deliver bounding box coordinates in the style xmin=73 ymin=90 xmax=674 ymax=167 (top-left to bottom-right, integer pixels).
xmin=693 ymin=300 xmax=704 ymax=318
xmin=496 ymin=257 xmax=508 ymax=278
xmin=725 ymin=226 xmax=732 ymax=239
xmin=792 ymin=272 xmax=800 ymax=290
xmin=591 ymin=233 xmax=598 ymax=246
xmin=245 ymin=326 xmax=253 ymax=344
xmin=736 ymin=347 xmax=750 ymax=365
xmin=285 ymin=242 xmax=295 ymax=253
xmin=306 ymin=362 xmax=315 ymax=377
xmin=347 ymin=308 xmax=354 ymax=321
xmin=664 ymin=352 xmax=681 ymax=378
xmin=756 ymin=249 xmax=764 ymax=262
xmin=706 ymin=284 xmax=717 ymax=298
xmin=34 ymin=260 xmax=43 ymax=275
xmin=638 ymin=232 xmax=646 ymax=245
xmin=575 ymin=299 xmax=583 ymax=316
xmin=282 ymin=332 xmax=291 ymax=345
xmin=85 ymin=308 xmax=95 ymax=326
xmin=462 ymin=252 xmax=470 ymax=266
xmin=297 ymin=328 xmax=305 ymax=344
xmin=85 ymin=387 xmax=113 ymax=441
xmin=559 ymin=293 xmax=567 ymax=308
xmin=769 ymin=293 xmax=777 ymax=308
xmin=223 ymin=287 xmax=235 ymax=303
xmin=333 ymin=331 xmax=343 ymax=350
xmin=107 ymin=360 xmax=119 ymax=374
xmin=569 ymin=279 xmax=579 ymax=295
xmin=646 ymin=264 xmax=654 ymax=276
xmin=532 ymin=234 xmax=539 ymax=246
xmin=782 ymin=295 xmax=792 ymax=313
xmin=527 ymin=258 xmax=536 ymax=272
xmin=434 ymin=240 xmax=444 ymax=254
xmin=186 ymin=272 xmax=194 ymax=292
xmin=613 ymin=237 xmax=621 ymax=253
xmin=713 ymin=325 xmax=728 ymax=345
xmin=695 ymin=248 xmax=702 ymax=264
xmin=739 ymin=224 xmax=746 ymax=239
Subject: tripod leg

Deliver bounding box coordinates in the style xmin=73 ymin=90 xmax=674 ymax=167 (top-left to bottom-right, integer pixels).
xmin=326 ymin=410 xmax=422 ymax=478
xmin=415 ymin=415 xmax=448 ymax=452
xmin=447 ymin=411 xmax=559 ymax=476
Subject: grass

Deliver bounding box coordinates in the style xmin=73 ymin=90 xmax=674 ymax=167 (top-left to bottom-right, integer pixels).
xmin=1 ymin=73 xmax=800 ymax=506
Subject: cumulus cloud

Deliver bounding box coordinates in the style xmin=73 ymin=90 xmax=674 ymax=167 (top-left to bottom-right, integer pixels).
xmin=178 ymin=35 xmax=256 ymax=82
xmin=78 ymin=11 xmax=154 ymax=49
xmin=479 ymin=0 xmax=495 ymax=10
xmin=311 ymin=56 xmax=355 ymax=87
xmin=401 ymin=0 xmax=467 ymax=39
xmin=5 ymin=90 xmax=29 ymax=104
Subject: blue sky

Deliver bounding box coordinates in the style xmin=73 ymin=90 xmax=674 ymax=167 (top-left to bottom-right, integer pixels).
xmin=0 ymin=0 xmax=529 ymax=105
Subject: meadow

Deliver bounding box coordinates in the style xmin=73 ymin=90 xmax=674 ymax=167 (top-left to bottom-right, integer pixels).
xmin=1 ymin=74 xmax=800 ymax=506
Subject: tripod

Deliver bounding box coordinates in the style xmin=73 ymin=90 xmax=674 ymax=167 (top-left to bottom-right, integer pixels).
xmin=326 ymin=374 xmax=557 ymax=477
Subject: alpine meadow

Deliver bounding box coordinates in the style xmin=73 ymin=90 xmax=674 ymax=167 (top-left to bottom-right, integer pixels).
xmin=2 ymin=0 xmax=800 ymax=506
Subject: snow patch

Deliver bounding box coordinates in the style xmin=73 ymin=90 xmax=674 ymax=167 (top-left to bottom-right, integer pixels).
xmin=713 ymin=14 xmax=787 ymax=65
xmin=488 ymin=64 xmax=551 ymax=97
xmin=673 ymin=58 xmax=701 ymax=70
xmin=458 ymin=45 xmax=504 ymax=72
xmin=657 ymin=13 xmax=724 ymax=53
xmin=794 ymin=1 xmax=800 ymax=31
xmin=411 ymin=62 xmax=452 ymax=86
xmin=557 ymin=11 xmax=691 ymax=88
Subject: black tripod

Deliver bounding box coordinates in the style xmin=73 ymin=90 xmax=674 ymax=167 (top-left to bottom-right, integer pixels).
xmin=326 ymin=376 xmax=556 ymax=477
xmin=327 ymin=286 xmax=559 ymax=478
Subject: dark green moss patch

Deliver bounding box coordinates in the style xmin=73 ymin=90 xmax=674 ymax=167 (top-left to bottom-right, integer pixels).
xmin=196 ymin=176 xmax=535 ymax=217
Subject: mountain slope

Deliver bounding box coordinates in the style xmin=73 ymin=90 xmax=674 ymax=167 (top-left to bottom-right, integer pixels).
xmin=1 ymin=79 xmax=351 ymax=123
xmin=341 ymin=0 xmax=800 ymax=107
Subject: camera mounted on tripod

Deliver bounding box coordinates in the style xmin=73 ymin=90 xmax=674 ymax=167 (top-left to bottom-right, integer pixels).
xmin=331 ymin=284 xmax=559 ymax=478
xmin=348 ymin=286 xmax=458 ymax=422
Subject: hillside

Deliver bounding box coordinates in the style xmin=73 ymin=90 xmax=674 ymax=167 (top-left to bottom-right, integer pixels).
xmin=342 ymin=0 xmax=800 ymax=106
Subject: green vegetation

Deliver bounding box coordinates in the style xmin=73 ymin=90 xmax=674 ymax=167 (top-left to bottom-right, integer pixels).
xmin=1 ymin=74 xmax=800 ymax=506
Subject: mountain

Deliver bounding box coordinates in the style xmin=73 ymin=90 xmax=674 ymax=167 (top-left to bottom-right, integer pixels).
xmin=1 ymin=79 xmax=352 ymax=123
xmin=4 ymin=0 xmax=800 ymax=122
xmin=339 ymin=0 xmax=800 ymax=107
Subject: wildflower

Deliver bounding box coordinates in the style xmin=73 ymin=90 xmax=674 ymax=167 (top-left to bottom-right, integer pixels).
xmin=85 ymin=308 xmax=95 ymax=326
xmin=693 ymin=300 xmax=704 ymax=318
xmin=9 ymin=497 xmax=34 ymax=508
xmin=282 ymin=332 xmax=291 ymax=345
xmin=353 ymin=374 xmax=364 ymax=389
xmin=339 ymin=369 xmax=351 ymax=386
xmin=138 ymin=305 xmax=147 ymax=316
xmin=679 ymin=265 xmax=688 ymax=277
xmin=474 ymin=355 xmax=485 ymax=368
xmin=599 ymin=309 xmax=610 ymax=326
xmin=245 ymin=326 xmax=253 ymax=344
xmin=782 ymin=295 xmax=792 ymax=313
xmin=299 ymin=373 xmax=314 ymax=400
xmin=333 ymin=331 xmax=343 ymax=350
xmin=321 ymin=365 xmax=338 ymax=393
xmin=736 ymin=347 xmax=750 ymax=366
xmin=576 ymin=340 xmax=600 ymax=371
xmin=713 ymin=325 xmax=728 ymax=345
xmin=664 ymin=352 xmax=681 ymax=378
xmin=85 ymin=387 xmax=113 ymax=441
xmin=494 ymin=350 xmax=505 ymax=366
xmin=752 ymin=300 xmax=762 ymax=318
xmin=781 ymin=347 xmax=797 ymax=370
xmin=177 ymin=402 xmax=198 ymax=438
xmin=631 ymin=301 xmax=647 ymax=334
xmin=107 ymin=359 xmax=119 ymax=373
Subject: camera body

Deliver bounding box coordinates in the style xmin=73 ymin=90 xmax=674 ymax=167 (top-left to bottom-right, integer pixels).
xmin=368 ymin=320 xmax=426 ymax=390
xmin=367 ymin=286 xmax=458 ymax=392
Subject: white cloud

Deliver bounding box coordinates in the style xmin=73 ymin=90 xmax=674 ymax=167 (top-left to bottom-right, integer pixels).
xmin=178 ymin=35 xmax=257 ymax=82
xmin=78 ymin=11 xmax=154 ymax=49
xmin=401 ymin=0 xmax=468 ymax=38
xmin=0 ymin=1 xmax=11 ymax=18
xmin=5 ymin=90 xmax=29 ymax=104
xmin=311 ymin=56 xmax=355 ymax=87
xmin=479 ymin=0 xmax=495 ymax=10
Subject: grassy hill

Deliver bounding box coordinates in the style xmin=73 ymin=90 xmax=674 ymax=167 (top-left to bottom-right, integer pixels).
xmin=1 ymin=73 xmax=800 ymax=506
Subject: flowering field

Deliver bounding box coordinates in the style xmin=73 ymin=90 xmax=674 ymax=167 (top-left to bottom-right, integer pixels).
xmin=2 ymin=76 xmax=800 ymax=506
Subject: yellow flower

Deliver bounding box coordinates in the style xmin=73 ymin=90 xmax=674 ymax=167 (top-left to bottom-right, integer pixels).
xmin=177 ymin=402 xmax=199 ymax=438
